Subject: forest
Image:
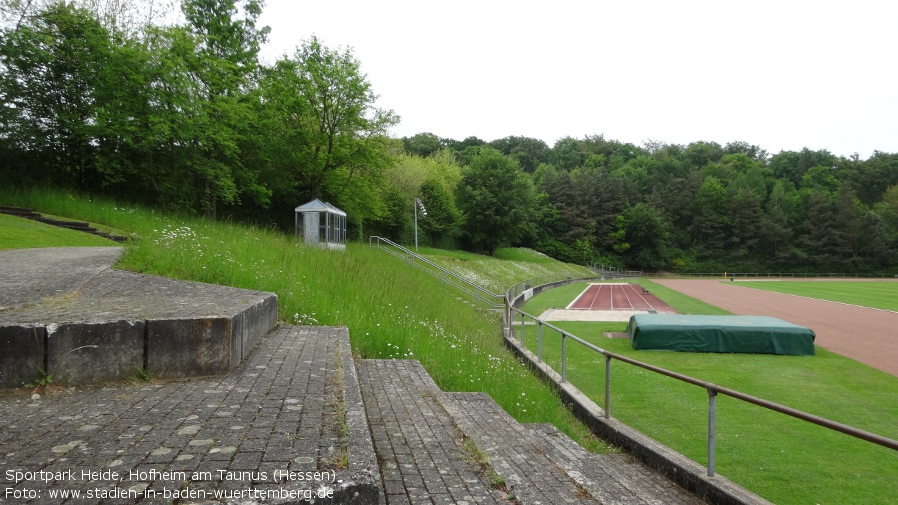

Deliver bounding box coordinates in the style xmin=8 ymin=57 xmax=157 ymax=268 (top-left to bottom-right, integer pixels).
xmin=2 ymin=0 xmax=898 ymax=273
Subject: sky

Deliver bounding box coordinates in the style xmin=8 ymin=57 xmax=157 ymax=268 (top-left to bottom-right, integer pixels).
xmin=257 ymin=1 xmax=898 ymax=159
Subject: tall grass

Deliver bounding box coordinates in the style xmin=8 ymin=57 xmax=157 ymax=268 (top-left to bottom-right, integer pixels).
xmin=0 ymin=187 xmax=610 ymax=452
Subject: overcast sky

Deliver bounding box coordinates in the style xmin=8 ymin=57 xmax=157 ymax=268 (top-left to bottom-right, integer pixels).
xmin=257 ymin=1 xmax=897 ymax=159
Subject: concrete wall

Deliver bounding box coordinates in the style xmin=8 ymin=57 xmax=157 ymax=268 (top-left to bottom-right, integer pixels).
xmin=0 ymin=293 xmax=278 ymax=388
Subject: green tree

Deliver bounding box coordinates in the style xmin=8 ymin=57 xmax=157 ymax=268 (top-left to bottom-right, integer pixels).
xmin=831 ymin=183 xmax=863 ymax=266
xmin=0 ymin=3 xmax=112 ymax=188
xmin=181 ymin=0 xmax=270 ymax=218
xmin=759 ymin=179 xmax=796 ymax=264
xmin=727 ymin=186 xmax=763 ymax=262
xmin=403 ymin=132 xmax=443 ymax=158
xmin=456 ymin=147 xmax=536 ymax=255
xmin=691 ymin=176 xmax=730 ymax=258
xmin=800 ymin=186 xmax=835 ymax=270
xmin=488 ymin=136 xmax=550 ymax=173
xmin=620 ymin=203 xmax=670 ymax=270
xmin=418 ymin=178 xmax=461 ymax=246
xmin=278 ymin=36 xmax=399 ymax=203
xmin=683 ymin=141 xmax=724 ymax=169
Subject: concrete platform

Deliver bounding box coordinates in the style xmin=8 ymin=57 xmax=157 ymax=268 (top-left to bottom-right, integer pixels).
xmin=0 ymin=248 xmax=277 ymax=387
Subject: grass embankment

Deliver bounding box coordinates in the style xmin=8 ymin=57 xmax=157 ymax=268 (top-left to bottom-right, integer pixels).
xmin=0 ymin=212 xmax=119 ymax=250
xmin=521 ymin=279 xmax=898 ymax=505
xmin=0 ymin=187 xmax=608 ymax=452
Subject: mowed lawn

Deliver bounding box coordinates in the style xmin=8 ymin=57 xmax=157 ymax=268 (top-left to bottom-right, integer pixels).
xmin=735 ymin=280 xmax=898 ymax=312
xmin=520 ymin=280 xmax=898 ymax=505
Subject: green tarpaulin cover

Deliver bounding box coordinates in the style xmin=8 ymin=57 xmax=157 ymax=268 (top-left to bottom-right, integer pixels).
xmin=627 ymin=314 xmax=815 ymax=355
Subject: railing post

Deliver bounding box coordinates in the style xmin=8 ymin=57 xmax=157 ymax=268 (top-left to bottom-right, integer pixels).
xmin=520 ymin=312 xmax=525 ymax=347
xmin=537 ymin=321 xmax=543 ymax=363
xmin=708 ymin=388 xmax=718 ymax=477
xmin=561 ymin=334 xmax=567 ymax=383
xmin=604 ymin=355 xmax=611 ymax=419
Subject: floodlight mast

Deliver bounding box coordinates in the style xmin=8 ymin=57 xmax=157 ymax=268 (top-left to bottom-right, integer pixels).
xmin=414 ymin=197 xmax=427 ymax=252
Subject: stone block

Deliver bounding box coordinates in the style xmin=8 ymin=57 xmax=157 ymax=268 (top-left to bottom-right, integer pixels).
xmin=231 ymin=294 xmax=279 ymax=365
xmin=0 ymin=324 xmax=45 ymax=389
xmin=147 ymin=317 xmax=231 ymax=378
xmin=46 ymin=320 xmax=144 ymax=385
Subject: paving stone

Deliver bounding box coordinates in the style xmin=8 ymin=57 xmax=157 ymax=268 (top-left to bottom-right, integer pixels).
xmin=357 ymin=359 xmax=510 ymax=505
xmin=0 ymin=326 xmax=378 ymax=504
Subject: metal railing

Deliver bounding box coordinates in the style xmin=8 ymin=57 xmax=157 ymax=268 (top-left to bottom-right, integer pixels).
xmin=506 ymin=305 xmax=898 ymax=477
xmin=369 ymin=236 xmax=506 ymax=309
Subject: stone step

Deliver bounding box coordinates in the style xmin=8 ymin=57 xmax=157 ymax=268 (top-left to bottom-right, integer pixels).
xmin=441 ymin=391 xmax=602 ymax=504
xmin=0 ymin=205 xmax=33 ymax=212
xmin=358 ymin=359 xmax=706 ymax=505
xmin=526 ymin=423 xmax=702 ymax=505
xmin=32 ymin=216 xmax=94 ymax=229
xmin=0 ymin=207 xmax=41 ymax=218
xmin=356 ymin=359 xmax=510 ymax=504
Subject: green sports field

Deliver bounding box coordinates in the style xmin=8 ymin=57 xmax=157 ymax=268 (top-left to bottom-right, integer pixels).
xmin=520 ymin=280 xmax=898 ymax=505
xmin=734 ymin=280 xmax=898 ymax=312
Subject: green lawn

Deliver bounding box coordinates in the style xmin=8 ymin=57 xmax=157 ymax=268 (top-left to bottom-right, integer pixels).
xmin=735 ymin=280 xmax=898 ymax=312
xmin=0 ymin=212 xmax=120 ymax=250
xmin=520 ymin=280 xmax=898 ymax=505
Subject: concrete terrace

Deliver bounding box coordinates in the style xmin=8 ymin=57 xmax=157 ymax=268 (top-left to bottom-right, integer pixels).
xmin=0 ymin=247 xmax=768 ymax=504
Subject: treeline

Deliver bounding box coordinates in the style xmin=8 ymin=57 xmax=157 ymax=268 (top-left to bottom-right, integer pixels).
xmin=1 ymin=0 xmax=396 ymax=225
xmin=3 ymin=2 xmax=898 ymax=273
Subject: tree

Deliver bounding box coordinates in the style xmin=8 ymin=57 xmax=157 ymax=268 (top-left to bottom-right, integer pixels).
xmin=619 ymin=203 xmax=670 ymax=270
xmin=759 ymin=179 xmax=796 ymax=264
xmin=691 ymin=176 xmax=729 ymax=258
xmin=269 ymin=36 xmax=398 ymax=204
xmin=403 ymin=132 xmax=442 ymax=158
xmin=1 ymin=0 xmax=178 ymax=35
xmin=831 ymin=183 xmax=863 ymax=266
xmin=488 ymin=136 xmax=550 ymax=173
xmin=0 ymin=3 xmax=112 ymax=188
xmin=727 ymin=186 xmax=763 ymax=262
xmin=800 ymin=186 xmax=835 ymax=270
xmin=181 ymin=0 xmax=270 ymax=218
xmin=456 ymin=147 xmax=536 ymax=255
xmin=683 ymin=141 xmax=724 ymax=169
xmin=418 ymin=178 xmax=460 ymax=246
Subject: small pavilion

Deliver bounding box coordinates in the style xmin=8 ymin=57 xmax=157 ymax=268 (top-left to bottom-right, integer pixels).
xmin=294 ymin=199 xmax=346 ymax=251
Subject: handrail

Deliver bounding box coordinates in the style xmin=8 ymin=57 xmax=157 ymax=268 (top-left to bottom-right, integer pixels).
xmin=507 ymin=304 xmax=898 ymax=477
xmin=369 ymin=236 xmax=506 ymax=308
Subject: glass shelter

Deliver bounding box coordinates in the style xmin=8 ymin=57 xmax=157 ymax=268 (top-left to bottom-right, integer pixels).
xmin=294 ymin=199 xmax=346 ymax=251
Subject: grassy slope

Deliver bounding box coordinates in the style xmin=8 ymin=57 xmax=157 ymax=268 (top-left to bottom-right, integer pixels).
xmin=734 ymin=280 xmax=898 ymax=312
xmin=0 ymin=213 xmax=118 ymax=250
xmin=521 ymin=279 xmax=898 ymax=505
xmin=0 ymin=187 xmax=610 ymax=453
